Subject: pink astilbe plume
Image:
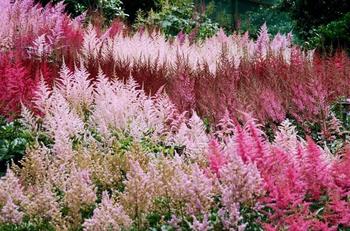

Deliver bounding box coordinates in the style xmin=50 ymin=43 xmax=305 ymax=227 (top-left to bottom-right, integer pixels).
xmin=0 ymin=198 xmax=24 ymax=225
xmin=259 ymin=147 xmax=306 ymax=223
xmin=215 ymin=110 xmax=236 ymax=142
xmin=207 ymin=139 xmax=227 ymax=176
xmin=121 ymin=161 xmax=162 ymax=226
xmin=219 ymin=148 xmax=263 ymax=203
xmin=191 ymin=214 xmax=212 ymax=231
xmin=332 ymin=146 xmax=350 ymax=192
xmin=227 ymin=116 xmax=268 ymax=165
xmin=168 ymin=163 xmax=214 ymax=216
xmin=83 ymin=191 xmax=132 ymax=231
xmin=301 ymin=137 xmax=334 ymax=199
xmin=0 ymin=170 xmax=28 ymax=225
xmin=173 ymin=111 xmax=209 ymax=159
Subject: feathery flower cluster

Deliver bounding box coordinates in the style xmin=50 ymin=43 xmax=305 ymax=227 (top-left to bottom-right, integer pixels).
xmin=1 ymin=0 xmax=349 ymax=128
xmin=0 ymin=68 xmax=348 ymax=230
xmin=0 ymin=1 xmax=350 ymax=230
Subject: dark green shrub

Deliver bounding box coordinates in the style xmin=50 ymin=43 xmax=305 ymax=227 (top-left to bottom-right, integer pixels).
xmin=306 ymin=12 xmax=350 ymax=52
xmin=280 ymin=0 xmax=350 ymax=40
xmin=0 ymin=117 xmax=33 ymax=175
xmin=239 ymin=5 xmax=295 ymax=39
xmin=134 ymin=0 xmax=218 ymax=40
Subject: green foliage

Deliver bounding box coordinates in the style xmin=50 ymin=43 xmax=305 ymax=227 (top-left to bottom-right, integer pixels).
xmin=140 ymin=135 xmax=183 ymax=157
xmin=0 ymin=117 xmax=33 ymax=175
xmin=280 ymin=0 xmax=350 ymax=50
xmin=101 ymin=0 xmax=128 ymax=22
xmin=134 ymin=0 xmax=218 ymax=40
xmin=239 ymin=203 xmax=266 ymax=231
xmin=239 ymin=5 xmax=295 ymax=39
xmin=0 ymin=219 xmax=55 ymax=231
xmin=204 ymin=0 xmax=233 ymax=33
xmin=280 ymin=0 xmax=350 ymax=40
xmin=123 ymin=0 xmax=159 ymax=23
xmin=306 ymin=12 xmax=350 ymax=52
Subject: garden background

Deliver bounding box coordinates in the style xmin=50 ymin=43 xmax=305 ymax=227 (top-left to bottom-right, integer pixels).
xmin=0 ymin=0 xmax=350 ymax=230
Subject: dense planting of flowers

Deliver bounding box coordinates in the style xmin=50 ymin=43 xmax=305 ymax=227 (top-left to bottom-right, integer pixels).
xmin=1 ymin=0 xmax=350 ymax=230
xmin=1 ymin=0 xmax=350 ymax=126
xmin=0 ymin=67 xmax=348 ymax=230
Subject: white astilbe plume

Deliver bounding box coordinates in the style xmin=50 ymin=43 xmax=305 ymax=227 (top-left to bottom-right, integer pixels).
xmin=92 ymin=71 xmax=173 ymax=141
xmin=92 ymin=72 xmax=142 ymax=138
xmin=21 ymin=104 xmax=38 ymax=131
xmin=33 ymin=77 xmax=52 ymax=113
xmin=42 ymin=90 xmax=84 ymax=156
xmin=86 ymin=24 xmax=297 ymax=75
xmin=82 ymin=26 xmax=102 ymax=60
xmin=28 ymin=34 xmax=53 ymax=59
xmin=57 ymin=64 xmax=94 ymax=116
xmin=32 ymin=69 xmax=85 ymax=157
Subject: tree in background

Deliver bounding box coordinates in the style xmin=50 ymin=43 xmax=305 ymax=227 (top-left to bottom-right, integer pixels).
xmin=280 ymin=0 xmax=350 ymax=51
xmin=281 ymin=0 xmax=350 ymax=39
xmin=123 ymin=0 xmax=159 ymax=23
xmin=239 ymin=3 xmax=294 ymax=39
xmin=134 ymin=0 xmax=219 ymax=40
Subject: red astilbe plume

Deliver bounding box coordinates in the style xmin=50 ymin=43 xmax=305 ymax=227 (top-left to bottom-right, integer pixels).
xmin=258 ymin=88 xmax=286 ymax=123
xmin=244 ymin=115 xmax=269 ymax=164
xmin=0 ymin=59 xmax=35 ymax=119
xmin=0 ymin=51 xmax=57 ymax=118
xmin=167 ymin=61 xmax=196 ymax=113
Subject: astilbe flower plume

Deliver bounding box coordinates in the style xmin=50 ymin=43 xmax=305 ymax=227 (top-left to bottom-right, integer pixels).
xmin=0 ymin=6 xmax=341 ymax=226
xmin=0 ymin=170 xmax=27 ymax=225
xmin=0 ymin=0 xmax=83 ymax=117
xmin=1 ymin=0 xmax=350 ymax=128
xmin=83 ymin=191 xmax=132 ymax=231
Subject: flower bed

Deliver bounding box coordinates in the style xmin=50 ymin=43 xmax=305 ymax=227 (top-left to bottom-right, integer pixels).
xmin=0 ymin=1 xmax=350 ymax=230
